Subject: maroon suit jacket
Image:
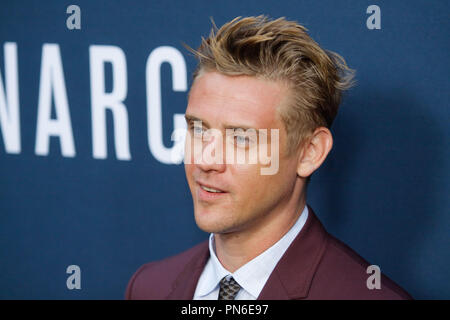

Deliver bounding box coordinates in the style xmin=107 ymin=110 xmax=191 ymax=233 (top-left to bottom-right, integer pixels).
xmin=125 ymin=206 xmax=412 ymax=300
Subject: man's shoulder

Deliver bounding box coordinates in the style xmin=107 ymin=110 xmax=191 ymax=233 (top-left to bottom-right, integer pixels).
xmin=125 ymin=240 xmax=209 ymax=300
xmin=309 ymin=232 xmax=412 ymax=300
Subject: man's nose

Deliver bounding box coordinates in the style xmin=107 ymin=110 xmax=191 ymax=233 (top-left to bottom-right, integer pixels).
xmin=194 ymin=131 xmax=226 ymax=172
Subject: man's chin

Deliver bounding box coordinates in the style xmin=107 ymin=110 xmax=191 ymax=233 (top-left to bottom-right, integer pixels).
xmin=194 ymin=212 xmax=236 ymax=234
xmin=195 ymin=219 xmax=226 ymax=234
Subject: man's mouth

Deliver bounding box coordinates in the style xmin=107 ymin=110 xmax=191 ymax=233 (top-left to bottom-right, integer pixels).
xmin=200 ymin=185 xmax=224 ymax=193
xmin=196 ymin=181 xmax=227 ymax=200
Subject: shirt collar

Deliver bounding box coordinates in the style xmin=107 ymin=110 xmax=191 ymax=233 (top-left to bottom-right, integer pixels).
xmin=193 ymin=234 xmax=231 ymax=297
xmin=195 ymin=205 xmax=309 ymax=299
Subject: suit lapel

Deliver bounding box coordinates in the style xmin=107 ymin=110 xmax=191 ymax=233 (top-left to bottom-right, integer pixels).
xmin=258 ymin=205 xmax=329 ymax=300
xmin=165 ymin=241 xmax=210 ymax=300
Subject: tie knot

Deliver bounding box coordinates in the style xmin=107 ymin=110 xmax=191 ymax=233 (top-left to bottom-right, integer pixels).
xmin=218 ymin=276 xmax=241 ymax=300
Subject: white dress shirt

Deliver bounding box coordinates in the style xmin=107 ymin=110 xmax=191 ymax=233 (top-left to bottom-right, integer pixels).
xmin=193 ymin=205 xmax=309 ymax=300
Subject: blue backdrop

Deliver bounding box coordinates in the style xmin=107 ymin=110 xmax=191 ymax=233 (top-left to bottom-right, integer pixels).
xmin=0 ymin=0 xmax=448 ymax=299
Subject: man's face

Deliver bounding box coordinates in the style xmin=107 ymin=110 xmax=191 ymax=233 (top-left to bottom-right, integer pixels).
xmin=184 ymin=71 xmax=301 ymax=235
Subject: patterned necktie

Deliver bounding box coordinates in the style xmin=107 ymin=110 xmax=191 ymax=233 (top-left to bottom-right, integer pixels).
xmin=218 ymin=276 xmax=241 ymax=300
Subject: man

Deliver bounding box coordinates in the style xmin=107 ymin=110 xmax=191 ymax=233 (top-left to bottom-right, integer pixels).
xmin=126 ymin=16 xmax=412 ymax=300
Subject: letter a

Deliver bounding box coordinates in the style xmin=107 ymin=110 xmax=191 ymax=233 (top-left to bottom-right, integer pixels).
xmin=366 ymin=265 xmax=381 ymax=290
xmin=66 ymin=265 xmax=81 ymax=290
xmin=35 ymin=44 xmax=76 ymax=157
xmin=366 ymin=5 xmax=381 ymax=30
xmin=66 ymin=5 xmax=81 ymax=30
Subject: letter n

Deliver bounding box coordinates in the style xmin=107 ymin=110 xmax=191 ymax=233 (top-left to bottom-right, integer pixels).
xmin=0 ymin=42 xmax=20 ymax=154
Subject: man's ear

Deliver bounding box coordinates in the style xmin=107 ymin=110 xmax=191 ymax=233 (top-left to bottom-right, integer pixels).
xmin=297 ymin=127 xmax=333 ymax=178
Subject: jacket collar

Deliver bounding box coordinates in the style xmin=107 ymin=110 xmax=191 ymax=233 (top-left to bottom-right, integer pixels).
xmin=165 ymin=240 xmax=210 ymax=299
xmin=257 ymin=205 xmax=329 ymax=299
xmin=166 ymin=205 xmax=328 ymax=300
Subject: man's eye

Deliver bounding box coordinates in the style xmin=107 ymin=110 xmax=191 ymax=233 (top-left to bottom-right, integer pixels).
xmin=192 ymin=126 xmax=203 ymax=135
xmin=235 ymin=135 xmax=250 ymax=147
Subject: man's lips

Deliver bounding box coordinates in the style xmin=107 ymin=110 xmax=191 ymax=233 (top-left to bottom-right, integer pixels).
xmin=196 ymin=181 xmax=228 ymax=201
xmin=196 ymin=181 xmax=227 ymax=193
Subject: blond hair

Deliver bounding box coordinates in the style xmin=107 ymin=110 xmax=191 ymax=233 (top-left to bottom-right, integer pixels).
xmin=187 ymin=15 xmax=355 ymax=155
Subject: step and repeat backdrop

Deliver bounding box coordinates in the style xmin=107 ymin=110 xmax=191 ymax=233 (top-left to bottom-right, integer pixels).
xmin=0 ymin=0 xmax=448 ymax=299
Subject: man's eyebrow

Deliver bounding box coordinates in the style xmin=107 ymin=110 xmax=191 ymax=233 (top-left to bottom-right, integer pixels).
xmin=184 ymin=114 xmax=210 ymax=128
xmin=184 ymin=114 xmax=257 ymax=131
xmin=224 ymin=124 xmax=257 ymax=131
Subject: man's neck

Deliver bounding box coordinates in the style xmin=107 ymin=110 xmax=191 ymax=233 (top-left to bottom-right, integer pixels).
xmin=213 ymin=186 xmax=306 ymax=273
